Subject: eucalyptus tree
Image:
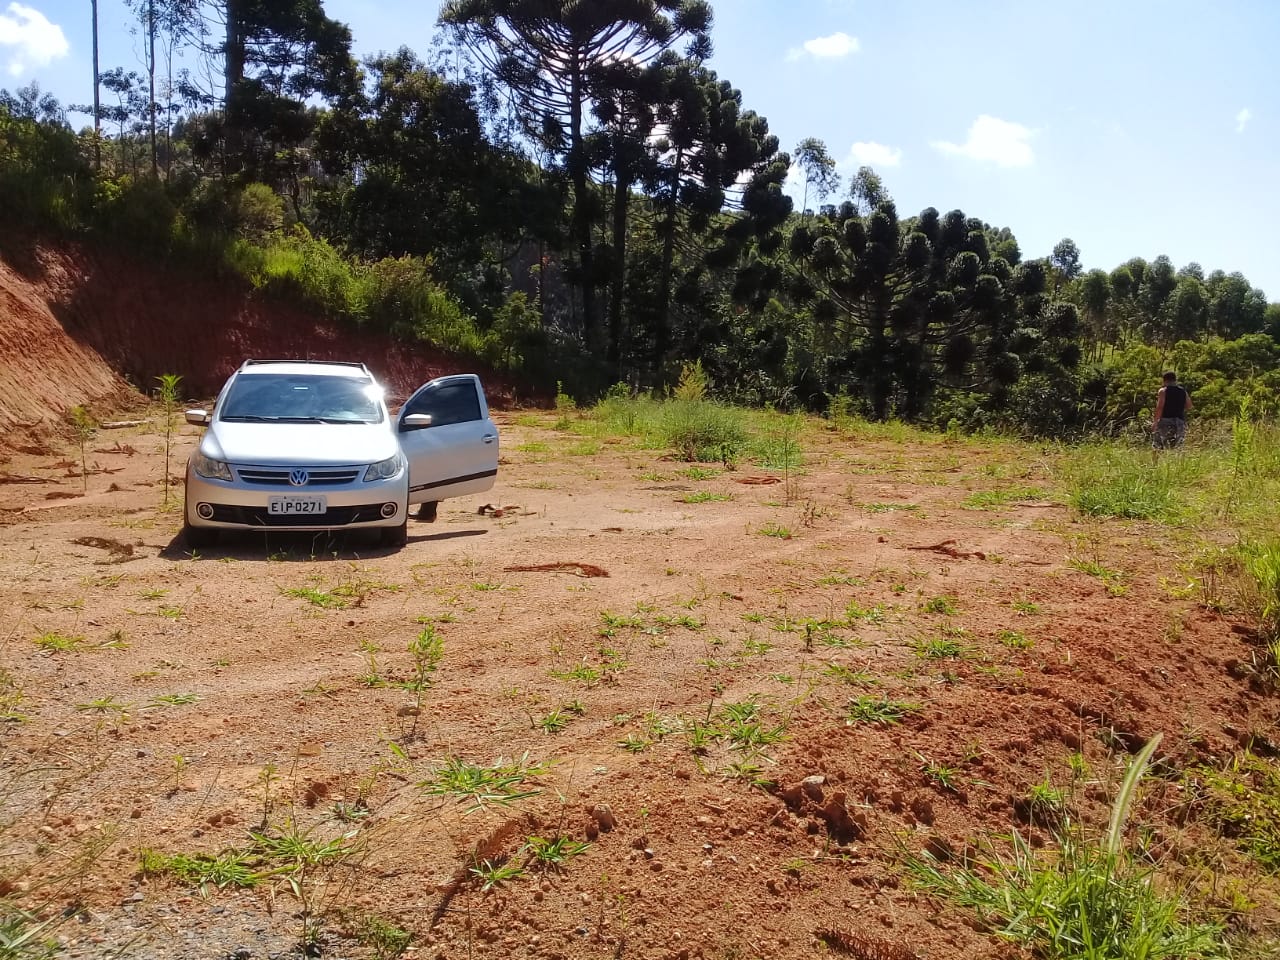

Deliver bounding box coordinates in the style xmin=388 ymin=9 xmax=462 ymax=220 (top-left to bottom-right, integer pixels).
xmin=168 ymin=0 xmax=357 ymax=182
xmin=440 ymin=0 xmax=713 ymax=349
xmin=793 ymin=137 xmax=838 ymax=217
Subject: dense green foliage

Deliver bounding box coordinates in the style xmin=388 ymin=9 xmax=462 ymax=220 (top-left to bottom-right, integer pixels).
xmin=1 ymin=0 xmax=1276 ymax=434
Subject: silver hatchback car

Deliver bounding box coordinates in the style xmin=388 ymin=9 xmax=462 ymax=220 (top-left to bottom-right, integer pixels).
xmin=183 ymin=360 xmax=499 ymax=549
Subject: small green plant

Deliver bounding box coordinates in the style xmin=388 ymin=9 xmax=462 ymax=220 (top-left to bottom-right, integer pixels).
xmin=69 ymin=404 xmax=96 ymax=495
xmin=846 ymin=696 xmax=920 ymax=726
xmin=680 ymin=465 xmax=720 ymax=481
xmin=155 ymin=373 xmax=182 ymax=506
xmin=357 ymin=914 xmax=413 ymax=959
xmin=282 ymin=586 xmax=349 ymax=609
xmin=402 ymin=626 xmax=443 ymax=738
xmin=1070 ymin=557 xmax=1129 ymax=596
xmin=33 ymin=631 xmax=84 ymax=652
xmin=358 ymin=638 xmax=383 ymax=687
xmin=1027 ymin=780 xmax=1068 ymax=820
xmin=921 ymin=595 xmax=960 ymax=615
xmin=823 ymin=663 xmax=875 ymax=685
xmin=523 ymin=835 xmax=590 ymax=872
xmin=148 ymin=692 xmax=200 ymax=707
xmin=550 ymin=662 xmax=602 ymax=688
xmin=470 ymin=858 xmax=524 ymax=891
xmin=617 ymin=733 xmax=651 ymax=753
xmin=723 ymin=759 xmax=774 ymax=790
xmin=419 ymin=754 xmax=550 ymax=811
xmin=917 ymin=753 xmax=961 ymax=791
xmin=998 ymin=630 xmax=1033 ymax=651
xmin=725 ymin=720 xmax=787 ymax=750
xmin=914 ymin=636 xmax=966 ymax=659
xmin=758 ymin=522 xmax=793 ymax=539
xmin=845 ymin=601 xmax=887 ymax=625
xmin=537 ymin=709 xmax=571 ymax=734
xmin=962 ymin=486 xmax=1047 ymax=510
xmin=1012 ymin=599 xmax=1041 ymax=615
xmin=908 ymin=735 xmax=1226 ymax=959
xmin=681 ymin=490 xmax=732 ymax=503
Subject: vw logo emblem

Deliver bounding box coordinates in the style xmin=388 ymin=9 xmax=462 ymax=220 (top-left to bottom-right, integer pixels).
xmin=288 ymin=469 xmax=309 ymax=487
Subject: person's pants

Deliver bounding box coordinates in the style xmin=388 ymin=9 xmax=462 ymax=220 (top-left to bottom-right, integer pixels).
xmin=1152 ymin=418 xmax=1186 ymax=449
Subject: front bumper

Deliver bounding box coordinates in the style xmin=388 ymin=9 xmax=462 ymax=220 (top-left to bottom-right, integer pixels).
xmin=185 ymin=463 xmax=407 ymax=532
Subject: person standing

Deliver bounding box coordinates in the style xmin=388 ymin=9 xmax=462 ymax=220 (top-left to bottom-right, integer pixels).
xmin=1152 ymin=371 xmax=1192 ymax=451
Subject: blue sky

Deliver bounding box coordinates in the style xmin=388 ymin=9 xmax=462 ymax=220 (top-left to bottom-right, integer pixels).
xmin=6 ymin=0 xmax=1277 ymax=299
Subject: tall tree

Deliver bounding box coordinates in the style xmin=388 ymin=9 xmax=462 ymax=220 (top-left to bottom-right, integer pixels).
xmin=182 ymin=0 xmax=357 ymax=181
xmin=91 ymin=0 xmax=101 ymax=169
xmin=793 ymin=137 xmax=838 ymax=217
xmin=441 ymin=0 xmax=712 ymax=351
xmin=315 ymin=48 xmax=549 ymax=277
xmin=643 ymin=63 xmax=786 ymax=377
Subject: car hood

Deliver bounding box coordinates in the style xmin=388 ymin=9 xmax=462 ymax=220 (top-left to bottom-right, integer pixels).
xmin=203 ymin=421 xmax=399 ymax=466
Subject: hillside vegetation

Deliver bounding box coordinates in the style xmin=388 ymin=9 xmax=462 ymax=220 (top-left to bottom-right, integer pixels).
xmin=2 ymin=0 xmax=1277 ymax=437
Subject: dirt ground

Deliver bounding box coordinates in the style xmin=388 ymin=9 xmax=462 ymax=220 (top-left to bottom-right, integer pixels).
xmin=1 ymin=406 xmax=1277 ymax=959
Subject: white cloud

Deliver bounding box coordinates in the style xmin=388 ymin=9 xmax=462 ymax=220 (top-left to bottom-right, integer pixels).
xmin=1236 ymin=107 xmax=1252 ymax=133
xmin=931 ymin=114 xmax=1035 ymax=168
xmin=787 ymin=31 xmax=859 ymax=61
xmin=847 ymin=141 xmax=902 ymax=168
xmin=0 ymin=2 xmax=69 ymax=76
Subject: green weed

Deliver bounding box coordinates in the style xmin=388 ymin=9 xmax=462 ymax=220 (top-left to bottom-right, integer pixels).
xmin=921 ymin=595 xmax=960 ymax=615
xmin=523 ymin=835 xmax=590 ymax=872
xmin=998 ymin=630 xmax=1033 ymax=651
xmin=419 ymin=754 xmax=550 ymax=811
xmin=681 ymin=491 xmax=732 ymax=503
xmin=846 ymin=696 xmax=921 ymax=726
xmin=908 ymin=736 xmax=1226 ymax=959
xmin=469 ymin=858 xmax=524 ymax=891
xmin=32 ymin=631 xmax=84 ymax=652
xmin=758 ymin=522 xmax=793 ymax=539
xmin=963 ymin=486 xmax=1048 ymax=510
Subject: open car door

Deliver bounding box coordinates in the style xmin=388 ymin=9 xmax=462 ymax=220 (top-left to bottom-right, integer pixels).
xmin=398 ymin=374 xmax=499 ymax=505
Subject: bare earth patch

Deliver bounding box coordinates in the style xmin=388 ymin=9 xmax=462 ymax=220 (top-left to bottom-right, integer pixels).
xmin=0 ymin=409 xmax=1276 ymax=959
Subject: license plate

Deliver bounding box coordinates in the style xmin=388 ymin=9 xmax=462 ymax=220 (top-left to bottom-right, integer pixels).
xmin=267 ymin=496 xmax=327 ymax=516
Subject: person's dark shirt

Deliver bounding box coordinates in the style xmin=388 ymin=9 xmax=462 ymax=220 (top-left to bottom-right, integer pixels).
xmin=1162 ymin=384 xmax=1188 ymax=420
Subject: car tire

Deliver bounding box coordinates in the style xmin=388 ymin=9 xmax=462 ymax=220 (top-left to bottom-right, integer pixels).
xmin=380 ymin=520 xmax=408 ymax=548
xmin=183 ymin=523 xmax=219 ymax=549
xmin=416 ymin=501 xmax=438 ymax=523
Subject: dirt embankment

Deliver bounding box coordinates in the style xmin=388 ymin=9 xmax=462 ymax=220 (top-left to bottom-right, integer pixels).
xmin=0 ymin=236 xmax=518 ymax=453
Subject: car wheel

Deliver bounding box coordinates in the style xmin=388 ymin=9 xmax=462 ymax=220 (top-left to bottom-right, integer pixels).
xmin=416 ymin=501 xmax=438 ymax=523
xmin=183 ymin=523 xmax=219 ymax=549
xmin=380 ymin=521 xmax=408 ymax=548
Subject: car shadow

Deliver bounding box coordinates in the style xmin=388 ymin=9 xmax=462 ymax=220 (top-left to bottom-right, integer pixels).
xmin=158 ymin=527 xmax=488 ymax=561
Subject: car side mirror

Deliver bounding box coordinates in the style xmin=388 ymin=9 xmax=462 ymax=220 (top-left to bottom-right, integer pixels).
xmin=185 ymin=409 xmax=210 ymax=426
xmin=401 ymin=413 xmax=433 ymax=431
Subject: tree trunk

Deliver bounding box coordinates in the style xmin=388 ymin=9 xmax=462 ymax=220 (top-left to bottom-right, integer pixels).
xmin=147 ymin=0 xmax=157 ymax=177
xmin=655 ymin=146 xmax=683 ymax=379
xmin=223 ymin=0 xmax=246 ymax=176
xmin=567 ymin=55 xmax=596 ymax=346
xmin=91 ymin=0 xmax=100 ymax=170
xmin=607 ymin=162 xmax=630 ymax=375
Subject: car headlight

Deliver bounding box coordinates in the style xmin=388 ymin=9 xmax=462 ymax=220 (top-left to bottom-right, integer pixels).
xmin=192 ymin=453 xmax=233 ymax=481
xmin=364 ymin=453 xmax=404 ymax=482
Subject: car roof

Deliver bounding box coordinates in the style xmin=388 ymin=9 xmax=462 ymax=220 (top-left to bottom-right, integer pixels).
xmin=235 ymin=360 xmax=374 ymax=380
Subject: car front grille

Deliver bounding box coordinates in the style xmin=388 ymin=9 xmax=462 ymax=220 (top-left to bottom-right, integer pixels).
xmin=235 ymin=467 xmax=362 ymax=486
xmin=208 ymin=504 xmax=384 ymax=527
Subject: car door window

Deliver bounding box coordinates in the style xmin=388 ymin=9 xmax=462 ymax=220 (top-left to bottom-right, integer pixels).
xmin=402 ymin=380 xmax=481 ymax=427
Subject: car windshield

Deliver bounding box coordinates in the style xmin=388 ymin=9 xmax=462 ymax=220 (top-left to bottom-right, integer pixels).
xmin=219 ymin=374 xmax=384 ymax=424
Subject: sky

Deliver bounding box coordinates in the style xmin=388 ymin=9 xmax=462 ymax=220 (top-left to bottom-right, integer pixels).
xmin=5 ymin=0 xmax=1278 ymax=299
